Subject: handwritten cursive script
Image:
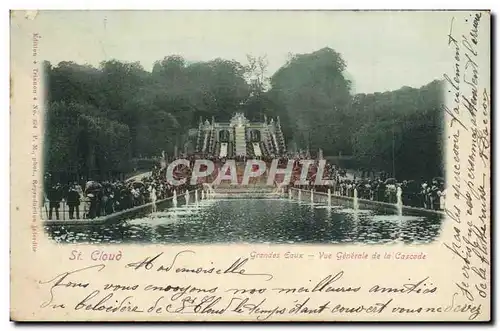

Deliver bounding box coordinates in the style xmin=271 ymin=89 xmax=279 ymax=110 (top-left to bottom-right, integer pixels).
xmin=443 ymin=12 xmax=490 ymax=315
xmin=35 ymin=252 xmax=486 ymax=321
xmin=38 ymin=264 xmax=106 ymax=308
xmin=125 ymin=250 xmax=273 ymax=280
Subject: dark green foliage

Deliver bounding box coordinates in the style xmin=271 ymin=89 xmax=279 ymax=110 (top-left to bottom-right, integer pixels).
xmin=350 ymin=81 xmax=444 ymax=179
xmin=43 ymin=57 xmax=251 ymax=179
xmin=269 ymin=48 xmax=353 ymax=154
xmin=266 ymin=48 xmax=444 ymax=179
xmin=43 ymin=48 xmax=444 ymax=181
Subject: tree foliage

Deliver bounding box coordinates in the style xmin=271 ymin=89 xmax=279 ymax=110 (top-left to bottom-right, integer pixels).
xmin=269 ymin=48 xmax=353 ymax=154
xmin=349 ymin=81 xmax=444 ymax=179
xmin=44 ymin=47 xmax=444 ymax=181
xmin=265 ymin=48 xmax=444 ymax=179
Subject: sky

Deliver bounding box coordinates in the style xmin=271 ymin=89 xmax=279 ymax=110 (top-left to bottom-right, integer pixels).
xmin=12 ymin=10 xmax=457 ymax=93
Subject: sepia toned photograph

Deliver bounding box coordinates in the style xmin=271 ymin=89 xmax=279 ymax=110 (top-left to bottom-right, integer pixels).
xmin=40 ymin=11 xmax=446 ymax=246
xmin=10 ymin=9 xmax=490 ymax=322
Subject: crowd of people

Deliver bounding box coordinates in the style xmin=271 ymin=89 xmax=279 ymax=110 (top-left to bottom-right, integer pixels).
xmin=309 ymin=178 xmax=446 ymax=211
xmin=177 ymin=153 xmax=446 ymax=211
xmin=43 ymin=152 xmax=446 ymax=220
xmin=275 ymin=157 xmax=446 ymax=211
xmin=43 ymin=168 xmax=201 ymax=220
xmin=170 ymin=153 xmax=446 ymax=211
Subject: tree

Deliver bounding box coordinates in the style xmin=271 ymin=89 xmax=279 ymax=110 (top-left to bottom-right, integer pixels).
xmin=269 ymin=47 xmax=352 ymax=155
xmin=44 ymin=49 xmax=444 ymax=182
xmin=242 ymin=55 xmax=276 ymax=121
xmin=350 ymin=80 xmax=444 ymax=179
xmin=43 ymin=55 xmax=253 ymax=178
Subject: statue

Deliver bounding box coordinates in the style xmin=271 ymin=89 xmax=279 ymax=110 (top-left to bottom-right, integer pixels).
xmin=230 ymin=113 xmax=248 ymax=128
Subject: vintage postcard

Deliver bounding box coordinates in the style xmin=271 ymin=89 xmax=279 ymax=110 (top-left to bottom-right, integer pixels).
xmin=10 ymin=10 xmax=491 ymax=321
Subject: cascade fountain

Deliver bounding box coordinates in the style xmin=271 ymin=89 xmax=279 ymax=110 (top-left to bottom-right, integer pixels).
xmin=273 ymin=183 xmax=284 ymax=195
xmin=150 ymin=187 xmax=157 ymax=214
xmin=195 ymin=190 xmax=199 ymax=204
xmin=172 ymin=189 xmax=178 ymax=207
xmin=327 ymin=188 xmax=331 ymax=208
xmin=288 ymin=189 xmax=292 ymax=200
xmin=203 ymin=183 xmax=216 ymax=199
xmin=396 ymin=186 xmax=403 ymax=216
xmin=310 ymin=189 xmax=314 ymax=204
xmin=298 ymin=189 xmax=302 ymax=202
xmin=185 ymin=190 xmax=190 ymax=205
xmin=353 ymin=188 xmax=359 ymax=211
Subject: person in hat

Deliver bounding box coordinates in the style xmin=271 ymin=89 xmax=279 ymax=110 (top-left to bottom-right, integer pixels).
xmin=47 ymin=182 xmax=63 ymax=220
xmin=66 ymin=182 xmax=81 ymax=219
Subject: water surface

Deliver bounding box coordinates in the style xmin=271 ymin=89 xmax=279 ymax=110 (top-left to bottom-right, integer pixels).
xmin=45 ymin=198 xmax=443 ymax=245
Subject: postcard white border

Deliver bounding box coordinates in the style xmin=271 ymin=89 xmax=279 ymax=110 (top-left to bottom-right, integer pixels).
xmin=5 ymin=0 xmax=498 ymax=330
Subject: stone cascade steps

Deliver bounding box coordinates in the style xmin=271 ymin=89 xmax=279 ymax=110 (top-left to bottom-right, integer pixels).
xmin=234 ymin=126 xmax=247 ymax=157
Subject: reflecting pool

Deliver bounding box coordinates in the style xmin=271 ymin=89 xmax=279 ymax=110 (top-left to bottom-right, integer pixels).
xmin=45 ymin=198 xmax=443 ymax=245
